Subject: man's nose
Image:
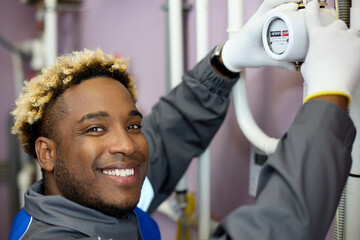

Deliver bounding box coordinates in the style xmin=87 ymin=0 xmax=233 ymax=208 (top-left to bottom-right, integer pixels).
xmin=107 ymin=129 xmax=136 ymax=156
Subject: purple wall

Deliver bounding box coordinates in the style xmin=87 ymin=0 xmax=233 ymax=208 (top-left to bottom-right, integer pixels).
xmin=0 ymin=0 xmax=333 ymax=239
xmin=0 ymin=1 xmax=38 ymax=238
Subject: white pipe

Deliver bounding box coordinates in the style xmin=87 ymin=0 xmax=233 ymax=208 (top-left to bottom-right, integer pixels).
xmin=44 ymin=0 xmax=58 ymax=67
xmin=350 ymin=0 xmax=360 ymax=175
xmin=232 ymin=81 xmax=280 ymax=154
xmin=343 ymin=1 xmax=360 ymax=239
xmin=168 ymin=1 xmax=189 ymax=234
xmin=196 ymin=0 xmax=210 ymax=60
xmin=229 ymin=0 xmax=280 ymax=155
xmin=169 ymin=0 xmax=184 ymax=89
xmin=227 ymin=0 xmax=245 ymax=37
xmin=169 ymin=0 xmax=185 ymax=178
xmin=198 ymin=149 xmax=211 ymax=240
xmin=347 ymin=83 xmax=360 ymax=240
xmin=196 ymin=0 xmax=211 ymax=239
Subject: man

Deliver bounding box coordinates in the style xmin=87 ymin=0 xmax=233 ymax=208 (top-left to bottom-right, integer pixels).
xmin=9 ymin=1 xmax=360 ymax=239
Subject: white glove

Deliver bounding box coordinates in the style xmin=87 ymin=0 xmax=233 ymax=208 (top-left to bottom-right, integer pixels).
xmin=221 ymin=0 xmax=300 ymax=72
xmin=301 ymin=0 xmax=360 ymax=103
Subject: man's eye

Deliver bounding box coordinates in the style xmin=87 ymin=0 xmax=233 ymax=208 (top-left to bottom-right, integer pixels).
xmin=127 ymin=124 xmax=142 ymax=131
xmin=86 ymin=127 xmax=104 ymax=132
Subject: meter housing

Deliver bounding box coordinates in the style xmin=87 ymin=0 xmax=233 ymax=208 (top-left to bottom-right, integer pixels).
xmin=262 ymin=7 xmax=336 ymax=62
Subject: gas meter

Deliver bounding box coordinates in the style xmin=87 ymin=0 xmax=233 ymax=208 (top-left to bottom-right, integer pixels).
xmin=262 ymin=1 xmax=336 ymax=63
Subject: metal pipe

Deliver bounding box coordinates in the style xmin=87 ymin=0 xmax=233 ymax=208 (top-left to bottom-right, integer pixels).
xmin=168 ymin=1 xmax=189 ymax=239
xmin=196 ymin=0 xmax=211 ymax=239
xmin=343 ymin=2 xmax=360 ymax=239
xmin=0 ymin=34 xmax=31 ymax=60
xmin=169 ymin=0 xmax=184 ymax=88
xmin=338 ymin=0 xmax=352 ymax=27
xmin=44 ymin=0 xmax=58 ymax=67
xmin=333 ymin=1 xmax=360 ymax=239
xmin=230 ymin=0 xmax=280 ymax=155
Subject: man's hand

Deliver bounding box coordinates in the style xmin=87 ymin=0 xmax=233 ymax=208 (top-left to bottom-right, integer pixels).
xmin=221 ymin=0 xmax=300 ymax=72
xmin=302 ymin=0 xmax=360 ymax=105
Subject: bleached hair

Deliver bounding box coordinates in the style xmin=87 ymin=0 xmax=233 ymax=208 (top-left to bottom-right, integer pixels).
xmin=11 ymin=48 xmax=137 ymax=158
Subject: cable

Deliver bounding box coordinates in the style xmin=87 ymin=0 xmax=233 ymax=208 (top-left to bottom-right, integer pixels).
xmin=0 ymin=34 xmax=31 ymax=61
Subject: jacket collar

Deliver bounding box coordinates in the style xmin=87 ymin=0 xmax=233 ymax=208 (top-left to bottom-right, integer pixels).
xmin=24 ymin=180 xmax=142 ymax=239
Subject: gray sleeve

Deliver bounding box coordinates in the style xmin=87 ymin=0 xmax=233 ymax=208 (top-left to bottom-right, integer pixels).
xmin=210 ymin=100 xmax=356 ymax=240
xmin=142 ymin=50 xmax=238 ymax=213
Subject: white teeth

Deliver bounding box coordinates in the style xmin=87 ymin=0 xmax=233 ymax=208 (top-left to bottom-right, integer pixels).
xmin=102 ymin=168 xmax=135 ymax=177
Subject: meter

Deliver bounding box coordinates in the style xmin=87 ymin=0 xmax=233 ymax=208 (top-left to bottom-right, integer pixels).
xmin=262 ymin=11 xmax=308 ymax=62
xmin=262 ymin=7 xmax=336 ymax=62
xmin=266 ymin=19 xmax=289 ymax=55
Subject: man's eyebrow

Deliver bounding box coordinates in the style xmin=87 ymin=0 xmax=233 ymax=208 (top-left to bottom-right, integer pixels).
xmin=129 ymin=110 xmax=143 ymax=119
xmin=78 ymin=111 xmax=109 ymax=123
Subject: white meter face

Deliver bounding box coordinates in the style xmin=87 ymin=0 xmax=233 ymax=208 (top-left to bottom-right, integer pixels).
xmin=267 ymin=19 xmax=289 ymax=55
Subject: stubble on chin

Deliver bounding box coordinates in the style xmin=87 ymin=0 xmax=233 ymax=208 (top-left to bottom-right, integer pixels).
xmin=54 ymin=151 xmax=140 ymax=218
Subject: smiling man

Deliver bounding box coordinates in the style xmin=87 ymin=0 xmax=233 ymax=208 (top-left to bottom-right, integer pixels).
xmin=9 ymin=0 xmax=360 ymax=239
xmin=39 ymin=76 xmax=148 ymax=219
xmin=10 ymin=50 xmax=163 ymax=239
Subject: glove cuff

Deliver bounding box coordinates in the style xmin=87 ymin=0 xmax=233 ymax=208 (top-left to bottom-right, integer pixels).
xmin=303 ymin=90 xmax=351 ymax=104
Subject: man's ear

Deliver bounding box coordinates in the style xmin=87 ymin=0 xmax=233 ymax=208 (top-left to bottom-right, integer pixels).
xmin=35 ymin=137 xmax=56 ymax=172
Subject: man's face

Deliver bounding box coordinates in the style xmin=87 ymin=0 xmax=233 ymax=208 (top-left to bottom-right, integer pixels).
xmin=51 ymin=77 xmax=148 ymax=217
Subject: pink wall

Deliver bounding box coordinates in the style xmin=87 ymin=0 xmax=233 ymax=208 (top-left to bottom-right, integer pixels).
xmin=0 ymin=0 xmax=333 ymax=239
xmin=0 ymin=1 xmax=38 ymax=239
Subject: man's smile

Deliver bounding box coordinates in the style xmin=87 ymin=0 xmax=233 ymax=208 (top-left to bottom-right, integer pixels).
xmin=97 ymin=160 xmax=145 ymax=186
xmin=102 ymin=168 xmax=135 ymax=177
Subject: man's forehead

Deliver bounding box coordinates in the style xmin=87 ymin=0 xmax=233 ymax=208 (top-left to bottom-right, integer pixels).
xmin=60 ymin=77 xmax=137 ymax=120
xmin=62 ymin=77 xmax=132 ymax=102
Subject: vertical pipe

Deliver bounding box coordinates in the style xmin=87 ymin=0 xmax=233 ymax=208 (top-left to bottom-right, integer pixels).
xmin=198 ymin=149 xmax=210 ymax=240
xmin=168 ymin=1 xmax=189 ymax=239
xmin=229 ymin=0 xmax=280 ymax=155
xmin=196 ymin=1 xmax=211 ymax=239
xmin=41 ymin=0 xmax=58 ymax=181
xmin=44 ymin=0 xmax=58 ymax=67
xmin=169 ymin=0 xmax=186 ymax=197
xmin=345 ymin=2 xmax=360 ymax=239
xmin=169 ymin=0 xmax=184 ymax=88
xmin=333 ymin=1 xmax=360 ymax=239
xmin=338 ymin=0 xmax=352 ymax=27
xmin=227 ymin=0 xmax=244 ymax=38
xmin=196 ymin=0 xmax=210 ymax=59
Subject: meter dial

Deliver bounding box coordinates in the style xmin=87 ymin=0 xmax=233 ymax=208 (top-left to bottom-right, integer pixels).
xmin=266 ymin=18 xmax=289 ymax=55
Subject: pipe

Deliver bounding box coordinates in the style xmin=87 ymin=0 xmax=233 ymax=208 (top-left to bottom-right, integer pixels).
xmin=229 ymin=0 xmax=280 ymax=155
xmin=0 ymin=34 xmax=31 ymax=61
xmin=44 ymin=0 xmax=58 ymax=67
xmin=169 ymin=0 xmax=185 ymax=196
xmin=345 ymin=2 xmax=360 ymax=239
xmin=338 ymin=0 xmax=352 ymax=27
xmin=196 ymin=0 xmax=209 ymax=59
xmin=168 ymin=1 xmax=189 ymax=239
xmin=198 ymin=149 xmax=211 ymax=240
xmin=333 ymin=1 xmax=360 ymax=239
xmin=232 ymin=81 xmax=280 ymax=154
xmin=227 ymin=0 xmax=244 ymax=38
xmin=196 ymin=0 xmax=211 ymax=239
xmin=169 ymin=0 xmax=184 ymax=88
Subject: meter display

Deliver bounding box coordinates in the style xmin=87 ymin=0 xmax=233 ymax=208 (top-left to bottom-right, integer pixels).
xmin=266 ymin=19 xmax=289 ymax=55
xmin=262 ymin=11 xmax=308 ymax=62
xmin=262 ymin=8 xmax=335 ymax=62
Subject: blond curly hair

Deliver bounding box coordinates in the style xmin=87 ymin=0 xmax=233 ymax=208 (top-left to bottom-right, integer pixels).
xmin=11 ymin=48 xmax=137 ymax=158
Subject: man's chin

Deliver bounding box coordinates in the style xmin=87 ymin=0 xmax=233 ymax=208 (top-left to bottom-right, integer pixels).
xmin=90 ymin=201 xmax=138 ymax=219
